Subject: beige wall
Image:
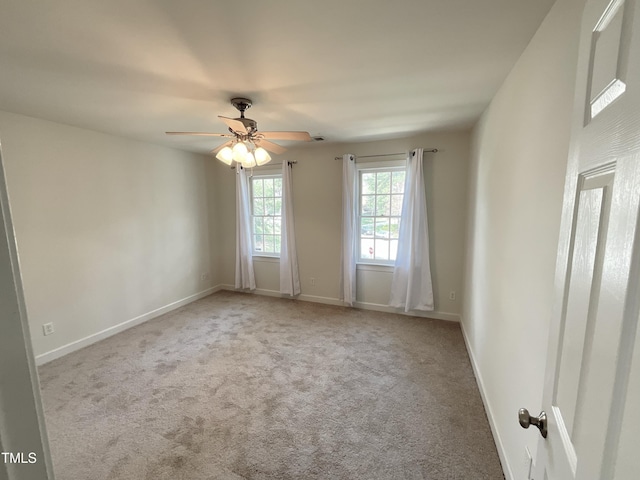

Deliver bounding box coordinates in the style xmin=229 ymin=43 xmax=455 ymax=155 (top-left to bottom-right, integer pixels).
xmin=462 ymin=0 xmax=585 ymax=478
xmin=212 ymin=130 xmax=470 ymax=319
xmin=1 ymin=108 xmax=469 ymax=361
xmin=0 ymin=110 xmax=215 ymax=360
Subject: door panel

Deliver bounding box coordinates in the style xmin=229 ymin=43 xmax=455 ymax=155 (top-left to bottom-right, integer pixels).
xmin=614 ymin=309 xmax=640 ymax=477
xmin=555 ymin=178 xmax=606 ymax=439
xmin=588 ymin=0 xmax=626 ymax=120
xmin=535 ymin=0 xmax=640 ymax=478
xmin=575 ymin=158 xmax=640 ymax=479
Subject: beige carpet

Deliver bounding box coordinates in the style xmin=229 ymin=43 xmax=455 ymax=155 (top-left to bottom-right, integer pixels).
xmin=38 ymin=291 xmax=504 ymax=479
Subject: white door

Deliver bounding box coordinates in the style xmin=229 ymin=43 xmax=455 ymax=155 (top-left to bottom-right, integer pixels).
xmin=529 ymin=0 xmax=640 ymax=478
xmin=0 ymin=143 xmax=54 ymax=479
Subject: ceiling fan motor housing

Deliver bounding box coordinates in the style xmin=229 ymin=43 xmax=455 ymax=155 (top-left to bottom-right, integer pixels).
xmin=231 ymin=97 xmax=257 ymax=133
xmin=236 ymin=117 xmax=257 ymax=133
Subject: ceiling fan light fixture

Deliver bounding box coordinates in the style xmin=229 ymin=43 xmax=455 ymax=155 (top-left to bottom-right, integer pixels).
xmin=241 ymin=151 xmax=256 ymax=169
xmin=215 ymin=146 xmax=234 ymax=165
xmin=254 ymin=147 xmax=271 ymax=166
xmin=232 ymin=141 xmax=248 ymax=162
xmin=167 ymin=98 xmax=311 ymax=164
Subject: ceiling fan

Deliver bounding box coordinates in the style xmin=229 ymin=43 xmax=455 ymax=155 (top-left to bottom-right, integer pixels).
xmin=166 ymin=97 xmax=312 ymax=167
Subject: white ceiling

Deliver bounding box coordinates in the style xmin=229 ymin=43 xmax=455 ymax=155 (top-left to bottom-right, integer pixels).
xmin=0 ymin=0 xmax=556 ymax=154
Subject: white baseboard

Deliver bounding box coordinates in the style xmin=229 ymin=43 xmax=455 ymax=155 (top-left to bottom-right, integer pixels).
xmin=460 ymin=320 xmax=513 ymax=480
xmin=35 ymin=286 xmax=220 ymax=366
xmin=297 ymin=294 xmax=345 ymax=307
xmin=218 ymin=284 xmax=460 ymax=322
xmin=217 ymin=284 xmax=345 ymax=307
xmin=36 ymin=284 xmax=459 ymax=366
xmin=354 ymin=301 xmax=460 ymax=322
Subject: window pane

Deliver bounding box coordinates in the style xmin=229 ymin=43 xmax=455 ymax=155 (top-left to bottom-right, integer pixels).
xmin=375 ymin=217 xmax=389 ymax=238
xmin=392 ymin=171 xmax=405 ymax=193
xmin=253 ymin=198 xmax=264 ymax=216
xmin=361 ymin=195 xmax=375 ymax=216
xmin=264 ymin=179 xmax=274 ymax=196
xmin=254 ymin=217 xmax=264 ymax=234
xmin=357 ymin=168 xmax=404 ymax=263
xmin=376 ymin=172 xmax=391 ymax=194
xmin=362 ymin=173 xmax=376 ymax=194
xmin=361 ymin=217 xmax=374 ymax=237
xmin=389 ymin=218 xmax=400 ymax=239
xmin=391 ymin=194 xmax=403 ymax=216
xmin=390 ymin=240 xmax=399 ymax=261
xmin=264 ymin=198 xmax=275 ymax=216
xmin=264 ymin=235 xmax=275 ymax=253
xmin=264 ymin=217 xmax=274 ymax=234
xmin=374 ymin=239 xmax=389 ymax=260
xmin=361 ymin=238 xmax=374 ymax=259
xmin=251 ymin=174 xmax=283 ymax=256
xmin=376 ymin=194 xmax=390 ymax=216
xmin=253 ymin=179 xmax=264 ymax=197
xmin=254 ymin=235 xmax=263 ymax=252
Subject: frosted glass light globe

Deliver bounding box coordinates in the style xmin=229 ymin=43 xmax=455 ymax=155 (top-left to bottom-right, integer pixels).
xmin=254 ymin=147 xmax=272 ymax=166
xmin=241 ymin=152 xmax=256 ymax=168
xmin=232 ymin=142 xmax=248 ymax=162
xmin=215 ymin=146 xmax=233 ymax=165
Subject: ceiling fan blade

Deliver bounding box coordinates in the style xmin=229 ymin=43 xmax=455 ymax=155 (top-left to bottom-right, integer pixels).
xmin=258 ymin=131 xmax=312 ymax=142
xmin=211 ymin=140 xmax=234 ymax=154
xmin=254 ymin=139 xmax=286 ymax=154
xmin=165 ymin=132 xmax=233 ymax=137
xmin=218 ymin=116 xmax=248 ymax=134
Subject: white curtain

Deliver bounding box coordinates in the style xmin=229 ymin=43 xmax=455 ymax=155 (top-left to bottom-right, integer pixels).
xmin=340 ymin=154 xmax=357 ymax=306
xmin=280 ymin=161 xmax=301 ymax=296
xmin=389 ymin=148 xmax=434 ymax=311
xmin=235 ymin=166 xmax=256 ymax=290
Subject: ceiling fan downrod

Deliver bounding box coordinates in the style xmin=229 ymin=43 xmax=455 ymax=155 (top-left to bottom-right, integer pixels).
xmin=231 ymin=97 xmax=252 ymax=118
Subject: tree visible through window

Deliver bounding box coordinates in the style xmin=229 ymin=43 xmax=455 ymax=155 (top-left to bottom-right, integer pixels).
xmin=251 ymin=175 xmax=282 ymax=255
xmin=358 ymin=167 xmax=405 ymax=263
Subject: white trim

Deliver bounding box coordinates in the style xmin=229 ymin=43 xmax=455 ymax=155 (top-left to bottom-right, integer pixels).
xmin=1 ymin=143 xmax=54 ymax=478
xmin=250 ymin=173 xmax=283 ymax=257
xmin=35 ymin=286 xmax=221 ymax=365
xmin=356 ymin=263 xmax=394 ymax=273
xmin=460 ymin=319 xmax=513 ymax=480
xmin=353 ymin=301 xmax=459 ymax=322
xmin=357 ymin=258 xmax=396 ymax=267
xmin=253 ymin=255 xmax=280 ymax=263
xmin=297 ymin=293 xmax=346 ymax=307
xmin=36 ymin=283 xmax=460 ymax=365
xmin=217 ymin=284 xmax=344 ymax=306
xmin=248 ymin=165 xmax=281 ymax=176
xmin=356 ymin=164 xmax=406 ymax=264
xmin=218 ymin=284 xmax=459 ymax=321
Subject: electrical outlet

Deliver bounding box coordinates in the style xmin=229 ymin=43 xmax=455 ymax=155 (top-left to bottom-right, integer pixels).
xmin=310 ymin=277 xmax=316 ymax=286
xmin=42 ymin=322 xmax=55 ymax=336
xmin=449 ymin=291 xmax=456 ymax=301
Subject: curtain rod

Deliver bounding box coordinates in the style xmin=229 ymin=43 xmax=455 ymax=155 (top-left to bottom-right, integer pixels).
xmin=333 ymin=149 xmax=438 ymax=161
xmin=231 ymin=161 xmax=296 ymax=170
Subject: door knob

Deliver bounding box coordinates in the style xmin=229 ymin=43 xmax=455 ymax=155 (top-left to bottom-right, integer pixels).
xmin=519 ymin=408 xmax=547 ymax=438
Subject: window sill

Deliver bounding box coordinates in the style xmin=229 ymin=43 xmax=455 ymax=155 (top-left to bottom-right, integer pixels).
xmin=252 ymin=255 xmax=280 ymax=263
xmin=356 ymin=263 xmax=394 ymax=272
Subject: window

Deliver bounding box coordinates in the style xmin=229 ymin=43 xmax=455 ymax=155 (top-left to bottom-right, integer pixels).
xmin=358 ymin=165 xmax=405 ymax=264
xmin=251 ymin=174 xmax=282 ymax=256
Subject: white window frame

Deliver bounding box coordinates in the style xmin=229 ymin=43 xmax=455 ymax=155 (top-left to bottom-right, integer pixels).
xmin=356 ymin=160 xmax=406 ymax=266
xmin=250 ymin=171 xmax=283 ymax=258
